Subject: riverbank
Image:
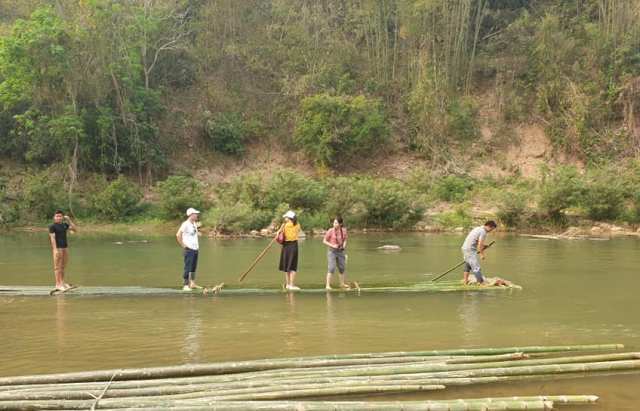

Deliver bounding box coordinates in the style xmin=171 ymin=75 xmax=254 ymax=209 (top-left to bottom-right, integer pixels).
xmin=10 ymin=219 xmax=640 ymax=240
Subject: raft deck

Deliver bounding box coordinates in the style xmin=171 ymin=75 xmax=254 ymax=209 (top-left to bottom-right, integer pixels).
xmin=0 ymin=281 xmax=521 ymax=297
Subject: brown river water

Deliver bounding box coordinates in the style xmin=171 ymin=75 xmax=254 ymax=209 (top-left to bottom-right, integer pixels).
xmin=0 ymin=231 xmax=639 ymax=409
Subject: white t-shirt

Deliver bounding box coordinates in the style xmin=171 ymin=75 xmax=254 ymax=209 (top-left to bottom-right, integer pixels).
xmin=179 ymin=220 xmax=199 ymax=250
xmin=461 ymin=226 xmax=487 ymax=252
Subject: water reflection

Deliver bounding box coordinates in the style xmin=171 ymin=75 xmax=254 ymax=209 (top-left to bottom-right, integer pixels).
xmin=282 ymin=293 xmax=302 ymax=353
xmin=458 ymin=292 xmax=481 ymax=341
xmin=55 ymin=297 xmax=67 ymax=353
xmin=181 ymin=298 xmax=202 ymax=362
xmin=325 ymin=292 xmax=336 ymax=342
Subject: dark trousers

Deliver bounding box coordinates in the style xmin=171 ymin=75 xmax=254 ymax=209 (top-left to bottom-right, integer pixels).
xmin=183 ymin=248 xmax=199 ymax=285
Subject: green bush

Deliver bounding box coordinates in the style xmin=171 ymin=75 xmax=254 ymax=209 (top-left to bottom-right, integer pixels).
xmin=538 ymin=166 xmax=583 ymax=221
xmin=156 ymin=175 xmax=206 ymax=219
xmin=353 ymin=178 xmax=425 ymax=229
xmin=434 ymin=205 xmax=473 ymax=229
xmin=301 ymin=211 xmax=332 ymax=230
xmin=496 ymin=189 xmax=529 ymax=228
xmin=579 ymin=169 xmax=625 ymax=221
xmin=215 ymin=172 xmax=268 ymax=209
xmin=432 ymin=175 xmax=474 ymax=202
xmin=92 ymin=176 xmax=143 ymax=221
xmin=447 ymin=97 xmax=479 ymax=141
xmin=322 ymin=177 xmax=366 ymax=224
xmin=204 ymin=202 xmax=271 ymax=233
xmin=264 ymin=170 xmax=327 ymax=212
xmin=294 ymin=94 xmax=388 ymax=167
xmin=204 ymin=113 xmax=248 ymax=156
xmin=21 ymin=171 xmax=66 ymax=220
xmin=0 ymin=177 xmax=18 ymax=225
xmin=628 ymin=191 xmax=640 ymax=224
xmin=405 ymin=169 xmax=434 ymax=194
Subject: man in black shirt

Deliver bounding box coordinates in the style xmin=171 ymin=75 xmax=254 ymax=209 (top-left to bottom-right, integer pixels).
xmin=48 ymin=210 xmax=77 ymax=291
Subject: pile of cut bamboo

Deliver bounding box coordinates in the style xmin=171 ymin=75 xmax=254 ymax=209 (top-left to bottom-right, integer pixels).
xmin=0 ymin=344 xmax=636 ymax=410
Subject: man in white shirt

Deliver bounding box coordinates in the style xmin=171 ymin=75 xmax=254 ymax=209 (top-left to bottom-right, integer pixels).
xmin=176 ymin=207 xmax=201 ymax=290
xmin=461 ymin=220 xmax=497 ymax=285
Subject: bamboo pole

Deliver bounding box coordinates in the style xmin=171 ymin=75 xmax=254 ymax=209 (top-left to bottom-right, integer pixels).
xmin=0 ymin=399 xmax=558 ymax=411
xmin=0 ymin=345 xmax=625 ymax=387
xmin=0 ymin=355 xmax=634 ymax=402
xmin=238 ymin=235 xmax=278 ymax=282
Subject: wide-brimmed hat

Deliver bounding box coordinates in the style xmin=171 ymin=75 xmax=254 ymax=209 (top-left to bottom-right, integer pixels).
xmin=186 ymin=207 xmax=201 ymax=216
xmin=282 ymin=210 xmax=296 ymax=219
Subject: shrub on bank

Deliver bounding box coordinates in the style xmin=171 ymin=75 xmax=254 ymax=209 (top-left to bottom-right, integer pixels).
xmin=352 ymin=178 xmax=425 ymax=229
xmin=156 ymin=175 xmax=206 ymax=219
xmin=432 ymin=175 xmax=474 ymax=202
xmin=579 ymin=168 xmax=625 ymax=221
xmin=21 ymin=171 xmax=66 ymax=220
xmin=538 ymin=166 xmax=583 ymax=222
xmin=204 ymin=202 xmax=272 ymax=233
xmin=434 ymin=205 xmax=473 ymax=229
xmin=92 ymin=176 xmax=143 ymax=221
xmin=264 ymin=170 xmax=327 ymax=212
xmin=0 ymin=177 xmax=18 ymax=225
xmin=496 ymin=188 xmax=530 ymax=228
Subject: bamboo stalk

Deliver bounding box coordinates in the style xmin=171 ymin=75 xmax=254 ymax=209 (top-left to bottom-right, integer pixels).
xmin=0 ymin=353 xmax=631 ymax=402
xmin=0 ymin=346 xmax=626 ymax=388
xmin=0 ymin=398 xmax=558 ymax=411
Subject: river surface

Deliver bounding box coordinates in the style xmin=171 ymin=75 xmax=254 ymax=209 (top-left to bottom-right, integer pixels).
xmin=0 ymin=231 xmax=639 ymax=409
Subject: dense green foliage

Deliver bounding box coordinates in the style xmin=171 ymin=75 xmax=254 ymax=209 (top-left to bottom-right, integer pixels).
xmin=156 ymin=175 xmax=206 ymax=219
xmin=2 ymin=0 xmax=638 ymax=172
xmin=295 ymin=94 xmax=388 ymax=167
xmin=204 ymin=113 xmax=250 ymax=156
xmin=1 ymin=1 xmax=640 ymax=232
xmin=21 ymin=171 xmax=66 ymax=220
xmin=92 ymin=176 xmax=143 ymax=221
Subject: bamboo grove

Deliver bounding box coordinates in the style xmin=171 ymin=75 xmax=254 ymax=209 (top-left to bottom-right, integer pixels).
xmin=1 ymin=1 xmax=639 ymax=174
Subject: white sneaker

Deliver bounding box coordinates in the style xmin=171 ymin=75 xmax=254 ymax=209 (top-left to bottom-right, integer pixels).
xmin=288 ymin=285 xmax=301 ymax=291
xmin=182 ymin=285 xmax=191 ymax=291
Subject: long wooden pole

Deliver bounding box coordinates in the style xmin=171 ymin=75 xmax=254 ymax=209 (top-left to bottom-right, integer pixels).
xmin=238 ymin=227 xmax=283 ymax=282
xmin=432 ymin=241 xmax=495 ymax=282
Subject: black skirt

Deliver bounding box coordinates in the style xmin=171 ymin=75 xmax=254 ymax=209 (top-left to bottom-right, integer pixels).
xmin=279 ymin=241 xmax=298 ymax=272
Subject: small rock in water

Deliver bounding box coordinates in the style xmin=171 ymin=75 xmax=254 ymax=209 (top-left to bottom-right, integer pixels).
xmin=377 ymin=245 xmax=401 ymax=251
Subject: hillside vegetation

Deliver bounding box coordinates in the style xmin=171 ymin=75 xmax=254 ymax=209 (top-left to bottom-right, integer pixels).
xmin=0 ymin=0 xmax=639 ymax=231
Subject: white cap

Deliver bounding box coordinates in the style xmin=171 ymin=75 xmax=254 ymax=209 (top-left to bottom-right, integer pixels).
xmin=186 ymin=207 xmax=200 ymax=216
xmin=282 ymin=210 xmax=296 ymax=219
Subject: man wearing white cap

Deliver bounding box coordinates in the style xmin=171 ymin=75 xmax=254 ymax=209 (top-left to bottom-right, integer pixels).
xmin=176 ymin=207 xmax=201 ymax=290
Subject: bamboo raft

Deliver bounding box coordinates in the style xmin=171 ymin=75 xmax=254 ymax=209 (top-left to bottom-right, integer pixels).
xmin=0 ymin=280 xmax=522 ymax=297
xmin=0 ymin=344 xmax=635 ymax=410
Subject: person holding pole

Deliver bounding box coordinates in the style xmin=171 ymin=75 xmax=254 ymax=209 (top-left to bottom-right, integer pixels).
xmin=323 ymin=216 xmax=348 ymax=290
xmin=461 ymin=220 xmax=497 ymax=285
xmin=279 ymin=210 xmax=301 ymax=290
xmin=48 ymin=210 xmax=77 ymax=291
xmin=176 ymin=207 xmax=202 ymax=290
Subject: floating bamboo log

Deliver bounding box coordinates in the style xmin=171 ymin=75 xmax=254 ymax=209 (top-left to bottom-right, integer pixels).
xmin=0 ymin=280 xmax=522 ymax=298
